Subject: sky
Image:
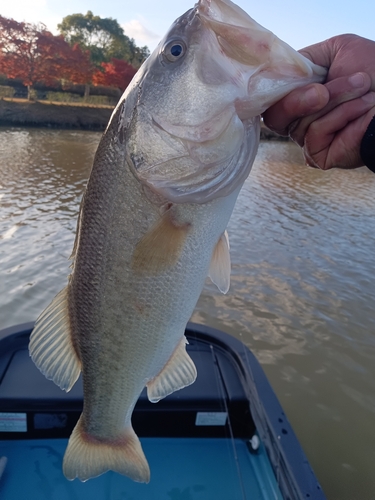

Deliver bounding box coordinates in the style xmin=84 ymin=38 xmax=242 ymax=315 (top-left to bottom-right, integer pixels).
xmin=1 ymin=0 xmax=375 ymax=53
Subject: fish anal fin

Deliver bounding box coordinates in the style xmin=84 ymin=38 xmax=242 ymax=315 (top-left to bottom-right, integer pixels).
xmin=208 ymin=230 xmax=231 ymax=294
xmin=29 ymin=286 xmax=81 ymax=392
xmin=63 ymin=416 xmax=150 ymax=483
xmin=147 ymin=336 xmax=197 ymax=403
xmin=132 ymin=210 xmax=190 ymax=275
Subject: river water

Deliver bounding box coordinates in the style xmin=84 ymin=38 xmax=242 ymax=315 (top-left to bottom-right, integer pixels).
xmin=1 ymin=127 xmax=375 ymax=499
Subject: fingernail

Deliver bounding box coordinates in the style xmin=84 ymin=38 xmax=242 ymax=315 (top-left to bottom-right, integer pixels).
xmin=349 ymin=73 xmax=365 ymax=88
xmin=304 ymin=87 xmax=320 ymax=107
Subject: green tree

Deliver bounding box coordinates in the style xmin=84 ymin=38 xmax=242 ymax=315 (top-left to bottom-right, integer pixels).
xmin=58 ymin=11 xmax=149 ymax=68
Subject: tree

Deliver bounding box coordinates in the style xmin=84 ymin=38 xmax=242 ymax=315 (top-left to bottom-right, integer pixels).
xmin=92 ymin=58 xmax=137 ymax=92
xmin=63 ymin=44 xmax=94 ymax=99
xmin=58 ymin=11 xmax=149 ymax=67
xmin=0 ymin=16 xmax=77 ymax=100
xmin=0 ymin=17 xmax=45 ymax=99
xmin=127 ymin=44 xmax=150 ymax=69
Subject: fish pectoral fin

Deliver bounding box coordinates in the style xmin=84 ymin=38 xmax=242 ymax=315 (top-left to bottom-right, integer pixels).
xmin=63 ymin=416 xmax=150 ymax=483
xmin=147 ymin=336 xmax=197 ymax=403
xmin=131 ymin=210 xmax=190 ymax=275
xmin=208 ymin=230 xmax=231 ymax=294
xmin=29 ymin=286 xmax=81 ymax=392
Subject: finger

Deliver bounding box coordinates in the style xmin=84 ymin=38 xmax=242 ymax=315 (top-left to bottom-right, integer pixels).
xmin=304 ymin=110 xmax=375 ymax=170
xmin=328 ymin=107 xmax=375 ymax=169
xmin=262 ymin=83 xmax=329 ymax=136
xmin=303 ymin=92 xmax=375 ymax=169
xmin=290 ymin=72 xmax=371 ymax=146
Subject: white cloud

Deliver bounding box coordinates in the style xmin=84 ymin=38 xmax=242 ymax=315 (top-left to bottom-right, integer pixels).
xmin=122 ymin=20 xmax=160 ymax=51
xmin=2 ymin=0 xmax=47 ymax=22
xmin=1 ymin=0 xmax=60 ymax=33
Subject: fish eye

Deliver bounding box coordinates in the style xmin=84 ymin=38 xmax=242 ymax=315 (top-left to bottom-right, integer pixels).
xmin=163 ymin=40 xmax=187 ymax=62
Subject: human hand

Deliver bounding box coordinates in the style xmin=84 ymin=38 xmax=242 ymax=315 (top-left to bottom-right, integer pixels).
xmin=262 ymin=34 xmax=375 ymax=170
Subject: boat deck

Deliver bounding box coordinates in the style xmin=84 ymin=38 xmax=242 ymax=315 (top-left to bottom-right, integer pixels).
xmin=1 ymin=437 xmax=282 ymax=500
xmin=0 ymin=322 xmax=325 ymax=499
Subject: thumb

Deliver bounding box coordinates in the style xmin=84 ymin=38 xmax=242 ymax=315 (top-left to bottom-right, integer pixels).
xmin=298 ymin=39 xmax=333 ymax=69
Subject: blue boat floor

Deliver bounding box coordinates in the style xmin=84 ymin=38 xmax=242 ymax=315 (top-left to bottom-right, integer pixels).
xmin=0 ymin=437 xmax=283 ymax=500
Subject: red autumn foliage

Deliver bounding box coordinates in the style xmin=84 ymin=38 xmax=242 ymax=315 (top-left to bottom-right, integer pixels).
xmin=64 ymin=43 xmax=93 ymax=86
xmin=0 ymin=16 xmax=94 ymax=98
xmin=92 ymin=58 xmax=137 ymax=92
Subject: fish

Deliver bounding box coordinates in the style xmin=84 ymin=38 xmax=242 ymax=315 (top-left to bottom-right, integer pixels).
xmin=29 ymin=0 xmax=326 ymax=484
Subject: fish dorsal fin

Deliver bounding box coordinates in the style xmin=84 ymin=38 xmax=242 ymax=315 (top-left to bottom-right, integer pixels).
xmin=147 ymin=336 xmax=197 ymax=403
xmin=29 ymin=286 xmax=81 ymax=392
xmin=208 ymin=230 xmax=231 ymax=294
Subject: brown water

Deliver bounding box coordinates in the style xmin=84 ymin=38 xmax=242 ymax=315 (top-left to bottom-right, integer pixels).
xmin=1 ymin=127 xmax=375 ymax=499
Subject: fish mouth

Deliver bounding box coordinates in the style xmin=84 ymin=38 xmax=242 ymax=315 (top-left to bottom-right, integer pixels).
xmin=196 ymin=0 xmax=324 ymax=73
xmin=195 ymin=0 xmax=326 ymax=116
xmin=196 ymin=0 xmax=274 ymax=67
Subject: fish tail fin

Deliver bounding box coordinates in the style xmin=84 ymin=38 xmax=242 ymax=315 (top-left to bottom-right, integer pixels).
xmin=63 ymin=416 xmax=150 ymax=483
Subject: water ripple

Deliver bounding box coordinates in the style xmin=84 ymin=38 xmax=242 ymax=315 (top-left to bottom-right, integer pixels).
xmin=0 ymin=127 xmax=100 ymax=327
xmin=1 ymin=132 xmax=375 ymax=499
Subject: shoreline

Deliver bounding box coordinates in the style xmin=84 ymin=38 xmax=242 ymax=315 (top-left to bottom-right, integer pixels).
xmin=0 ymin=99 xmax=287 ymax=139
xmin=0 ymin=99 xmax=113 ymax=131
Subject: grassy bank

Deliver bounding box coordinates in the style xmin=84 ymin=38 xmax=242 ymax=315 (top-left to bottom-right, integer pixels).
xmin=0 ymin=98 xmax=286 ymax=139
xmin=0 ymin=99 xmax=114 ymax=131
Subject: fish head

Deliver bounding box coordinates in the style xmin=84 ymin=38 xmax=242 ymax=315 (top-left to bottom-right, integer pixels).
xmin=118 ymin=0 xmax=326 ymax=204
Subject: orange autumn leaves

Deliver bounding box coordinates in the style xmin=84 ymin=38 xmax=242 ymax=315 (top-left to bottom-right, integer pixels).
xmin=0 ymin=16 xmax=138 ymax=97
xmin=92 ymin=59 xmax=136 ymax=92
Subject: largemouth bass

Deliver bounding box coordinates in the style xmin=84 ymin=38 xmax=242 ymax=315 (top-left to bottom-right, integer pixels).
xmin=29 ymin=0 xmax=326 ymax=483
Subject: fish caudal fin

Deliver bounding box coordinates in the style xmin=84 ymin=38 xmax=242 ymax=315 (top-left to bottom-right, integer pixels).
xmin=63 ymin=416 xmax=150 ymax=483
xmin=147 ymin=336 xmax=197 ymax=403
xmin=208 ymin=230 xmax=231 ymax=294
xmin=29 ymin=286 xmax=81 ymax=391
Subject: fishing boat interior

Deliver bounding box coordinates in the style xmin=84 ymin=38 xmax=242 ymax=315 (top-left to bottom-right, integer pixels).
xmin=0 ymin=322 xmax=325 ymax=499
